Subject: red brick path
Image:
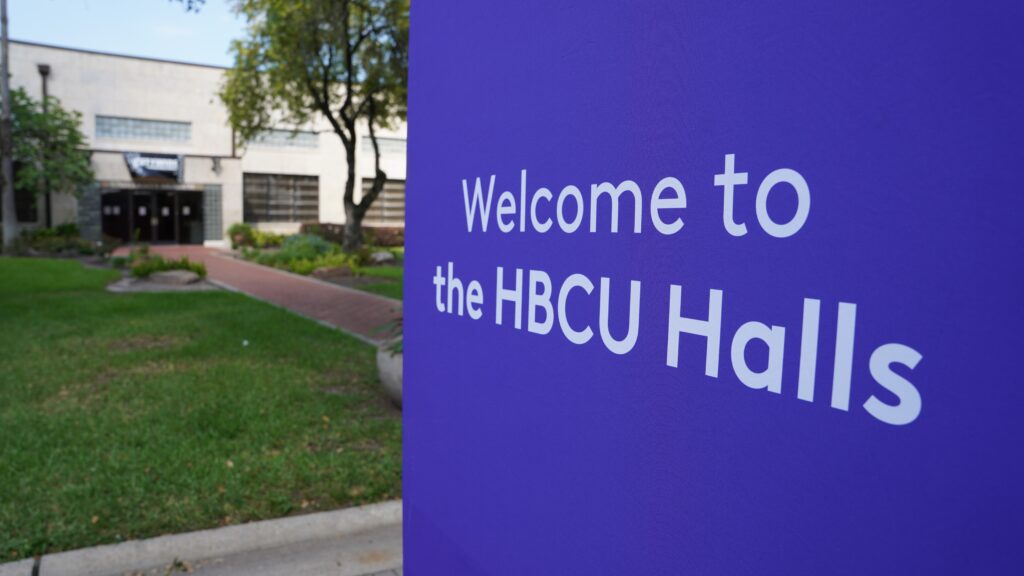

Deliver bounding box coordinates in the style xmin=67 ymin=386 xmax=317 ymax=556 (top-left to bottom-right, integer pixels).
xmin=125 ymin=246 xmax=401 ymax=345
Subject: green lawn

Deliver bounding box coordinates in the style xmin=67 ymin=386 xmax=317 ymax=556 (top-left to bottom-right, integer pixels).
xmin=0 ymin=258 xmax=401 ymax=560
xmin=356 ymin=265 xmax=403 ymax=300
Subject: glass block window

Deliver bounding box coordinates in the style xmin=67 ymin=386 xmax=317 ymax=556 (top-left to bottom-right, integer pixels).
xmin=360 ymin=137 xmax=406 ymax=156
xmin=243 ymin=173 xmax=319 ymax=223
xmin=250 ymin=129 xmax=319 ymax=148
xmin=95 ymin=115 xmax=191 ymax=142
xmin=204 ymin=185 xmax=222 ymax=241
xmin=362 ymin=179 xmax=405 ymax=226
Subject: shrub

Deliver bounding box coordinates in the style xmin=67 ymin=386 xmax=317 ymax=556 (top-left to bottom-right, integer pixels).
xmin=110 ymin=256 xmax=129 ymax=269
xmin=348 ymin=246 xmax=372 ymax=267
xmin=298 ymin=223 xmax=404 ymax=248
xmin=97 ymin=235 xmax=121 ymax=258
xmin=227 ymin=222 xmax=255 ymax=249
xmin=364 ymin=226 xmax=404 ymax=247
xmin=131 ymin=244 xmax=151 ymax=261
xmin=253 ymin=230 xmax=285 ymax=249
xmin=131 ymin=255 xmax=207 ymax=279
xmin=241 ymin=239 xmax=356 ymax=276
xmin=54 ymin=222 xmax=80 ymax=237
xmin=300 ymin=222 xmax=343 ymax=244
xmin=278 ymin=234 xmax=337 ymax=260
xmin=287 ymin=259 xmax=319 ymax=276
xmin=12 ymin=225 xmax=113 ymax=257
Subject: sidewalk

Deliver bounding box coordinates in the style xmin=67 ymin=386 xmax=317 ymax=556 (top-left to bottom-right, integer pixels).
xmin=0 ymin=502 xmax=402 ymax=576
xmin=128 ymin=245 xmax=402 ymax=345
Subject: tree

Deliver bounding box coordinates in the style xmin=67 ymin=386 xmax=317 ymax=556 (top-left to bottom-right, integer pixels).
xmin=221 ymin=0 xmax=408 ymax=251
xmin=9 ymin=88 xmax=93 ymax=220
xmin=171 ymin=0 xmax=206 ymax=12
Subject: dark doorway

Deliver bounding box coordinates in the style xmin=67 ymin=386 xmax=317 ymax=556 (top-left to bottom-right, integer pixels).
xmin=131 ymin=192 xmax=155 ymax=242
xmin=178 ymin=192 xmax=204 ymax=244
xmin=100 ymin=191 xmax=131 ymax=242
xmin=101 ymin=190 xmax=205 ymax=244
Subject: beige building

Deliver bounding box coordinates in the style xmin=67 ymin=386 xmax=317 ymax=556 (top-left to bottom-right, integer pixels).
xmin=8 ymin=40 xmax=407 ymax=246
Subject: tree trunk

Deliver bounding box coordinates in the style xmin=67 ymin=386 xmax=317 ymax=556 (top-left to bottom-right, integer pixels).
xmin=0 ymin=0 xmax=17 ymax=249
xmin=343 ymin=207 xmax=363 ymax=252
xmin=341 ymin=130 xmax=362 ymax=252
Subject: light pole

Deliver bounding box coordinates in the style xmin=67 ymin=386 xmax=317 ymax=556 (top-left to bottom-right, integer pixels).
xmin=0 ymin=0 xmax=15 ymax=248
xmin=38 ymin=63 xmax=50 ymax=227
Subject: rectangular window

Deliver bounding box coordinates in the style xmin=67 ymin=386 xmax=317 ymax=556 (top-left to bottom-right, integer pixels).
xmin=243 ymin=173 xmax=319 ymax=223
xmin=362 ymin=179 xmax=405 ymax=226
xmin=95 ymin=115 xmax=191 ymax=142
xmin=250 ymin=129 xmax=319 ymax=149
xmin=13 ymin=162 xmax=37 ymax=223
xmin=14 ymin=188 xmax=36 ymax=223
xmin=360 ymin=137 xmax=407 ymax=156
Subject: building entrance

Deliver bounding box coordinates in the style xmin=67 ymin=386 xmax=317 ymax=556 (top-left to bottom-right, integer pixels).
xmin=101 ymin=190 xmax=203 ymax=244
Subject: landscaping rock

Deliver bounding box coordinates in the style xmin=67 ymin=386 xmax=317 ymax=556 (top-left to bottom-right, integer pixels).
xmin=369 ymin=251 xmax=396 ymax=265
xmin=107 ymin=277 xmax=219 ymax=293
xmin=150 ymin=270 xmax=201 ymax=285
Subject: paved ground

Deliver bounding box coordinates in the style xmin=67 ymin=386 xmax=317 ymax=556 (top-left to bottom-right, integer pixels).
xmin=121 ymin=245 xmax=402 ymax=345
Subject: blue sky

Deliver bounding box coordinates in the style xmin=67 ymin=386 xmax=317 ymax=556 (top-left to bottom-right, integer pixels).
xmin=9 ymin=0 xmax=245 ymax=67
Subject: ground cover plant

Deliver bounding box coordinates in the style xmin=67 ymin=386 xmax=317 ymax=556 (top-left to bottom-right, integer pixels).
xmin=130 ymin=254 xmax=208 ymax=279
xmin=237 ymin=231 xmax=404 ymax=300
xmin=227 ymin=222 xmax=285 ymax=250
xmin=0 ymin=258 xmax=401 ymax=559
xmin=10 ymin=224 xmax=119 ymax=257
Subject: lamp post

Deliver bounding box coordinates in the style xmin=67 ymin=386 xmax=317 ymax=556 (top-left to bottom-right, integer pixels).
xmin=38 ymin=63 xmax=50 ymax=227
xmin=0 ymin=0 xmax=16 ymax=248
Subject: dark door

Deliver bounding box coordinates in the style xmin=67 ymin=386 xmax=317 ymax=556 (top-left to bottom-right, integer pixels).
xmin=101 ymin=191 xmax=131 ymax=242
xmin=178 ymin=192 xmax=204 ymax=244
xmin=131 ymin=192 xmax=154 ymax=242
xmin=155 ymin=192 xmax=176 ymax=243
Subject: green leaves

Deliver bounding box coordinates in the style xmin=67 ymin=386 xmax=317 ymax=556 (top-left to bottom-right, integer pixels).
xmin=10 ymin=88 xmax=94 ymax=199
xmin=220 ymin=0 xmax=408 ymax=145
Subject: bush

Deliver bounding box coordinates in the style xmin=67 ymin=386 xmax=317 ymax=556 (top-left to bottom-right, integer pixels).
xmin=97 ymin=235 xmax=121 ymax=258
xmin=253 ymin=230 xmax=285 ymax=249
xmin=299 ymin=223 xmax=404 ymax=248
xmin=300 ymin=222 xmax=341 ymax=244
xmin=228 ymin=223 xmax=287 ymax=249
xmin=241 ymin=236 xmax=358 ymax=276
xmin=227 ymin=222 xmax=254 ymax=249
xmin=110 ymin=256 xmax=129 ymax=269
xmin=54 ymin=222 xmax=79 ymax=237
xmin=131 ymin=243 xmax=151 ymax=261
xmin=11 ymin=225 xmax=116 ymax=257
xmin=348 ymin=246 xmax=372 ymax=267
xmin=131 ymin=255 xmax=207 ymax=279
xmin=278 ymin=234 xmax=337 ymax=260
xmin=364 ymin=226 xmax=404 ymax=247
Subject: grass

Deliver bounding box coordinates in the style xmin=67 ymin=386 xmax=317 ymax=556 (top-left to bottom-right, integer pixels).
xmin=355 ymin=265 xmax=403 ymax=300
xmin=0 ymin=258 xmax=401 ymax=560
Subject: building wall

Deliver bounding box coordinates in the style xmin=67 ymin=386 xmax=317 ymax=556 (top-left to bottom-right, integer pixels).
xmin=7 ymin=40 xmax=407 ymax=245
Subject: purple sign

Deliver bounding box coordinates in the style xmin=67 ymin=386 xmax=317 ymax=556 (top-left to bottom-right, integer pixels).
xmin=405 ymin=2 xmax=1024 ymax=573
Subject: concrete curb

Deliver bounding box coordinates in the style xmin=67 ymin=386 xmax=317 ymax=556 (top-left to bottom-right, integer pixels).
xmin=13 ymin=500 xmax=402 ymax=576
xmin=0 ymin=559 xmax=32 ymax=576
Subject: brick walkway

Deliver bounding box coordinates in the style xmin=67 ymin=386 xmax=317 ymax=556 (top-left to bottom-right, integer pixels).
xmin=129 ymin=245 xmax=401 ymax=345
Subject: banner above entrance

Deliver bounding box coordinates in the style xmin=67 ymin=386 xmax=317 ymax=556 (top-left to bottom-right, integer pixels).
xmin=124 ymin=152 xmax=184 ymax=182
